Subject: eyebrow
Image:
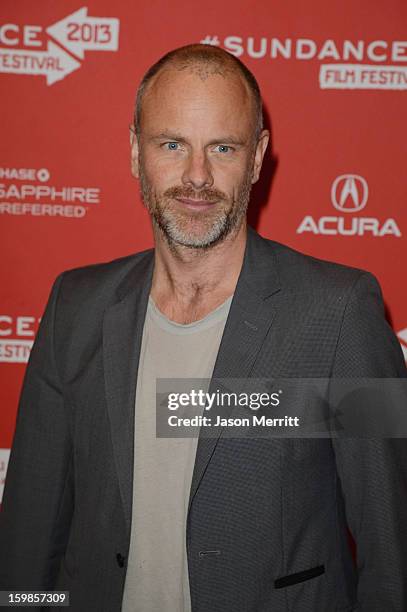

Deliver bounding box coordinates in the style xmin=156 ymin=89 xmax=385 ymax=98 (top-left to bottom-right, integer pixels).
xmin=150 ymin=132 xmax=247 ymax=146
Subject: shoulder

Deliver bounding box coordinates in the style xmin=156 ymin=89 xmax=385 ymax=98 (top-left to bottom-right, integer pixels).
xmin=257 ymin=231 xmax=376 ymax=296
xmin=255 ymin=232 xmax=406 ymax=375
xmin=55 ymin=247 xmax=154 ymax=305
xmin=45 ymin=248 xmax=154 ymax=341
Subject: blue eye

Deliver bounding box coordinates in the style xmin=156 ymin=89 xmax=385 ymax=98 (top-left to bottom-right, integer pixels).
xmin=216 ymin=145 xmax=231 ymax=153
xmin=165 ymin=142 xmax=179 ymax=150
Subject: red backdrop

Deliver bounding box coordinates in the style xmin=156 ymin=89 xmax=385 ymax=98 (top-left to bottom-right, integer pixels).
xmin=1 ymin=0 xmax=406 ymax=500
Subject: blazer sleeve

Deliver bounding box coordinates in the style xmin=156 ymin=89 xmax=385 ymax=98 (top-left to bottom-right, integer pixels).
xmin=0 ymin=272 xmax=74 ymax=590
xmin=329 ymin=271 xmax=407 ymax=611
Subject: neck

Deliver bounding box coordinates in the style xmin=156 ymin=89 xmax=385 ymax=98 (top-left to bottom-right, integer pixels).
xmin=150 ymin=221 xmax=247 ymax=322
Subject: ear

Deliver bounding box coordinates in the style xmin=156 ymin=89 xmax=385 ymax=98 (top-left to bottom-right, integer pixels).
xmin=129 ymin=127 xmax=140 ymax=179
xmin=251 ymin=129 xmax=269 ymax=184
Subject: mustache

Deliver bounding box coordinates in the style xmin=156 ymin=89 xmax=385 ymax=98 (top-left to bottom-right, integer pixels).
xmin=164 ymin=185 xmax=227 ymax=202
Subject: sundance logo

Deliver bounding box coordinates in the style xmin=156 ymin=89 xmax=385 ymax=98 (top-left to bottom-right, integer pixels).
xmin=0 ymin=7 xmax=119 ymax=85
xmin=296 ymin=174 xmax=401 ymax=237
xmin=200 ymin=35 xmax=407 ymax=91
xmin=0 ymin=315 xmax=39 ymax=363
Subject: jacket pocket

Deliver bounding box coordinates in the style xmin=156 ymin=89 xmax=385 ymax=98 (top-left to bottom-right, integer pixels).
xmin=274 ymin=564 xmax=325 ymax=588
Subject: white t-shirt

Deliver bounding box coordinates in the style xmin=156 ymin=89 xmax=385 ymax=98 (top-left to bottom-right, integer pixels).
xmin=121 ymin=294 xmax=233 ymax=612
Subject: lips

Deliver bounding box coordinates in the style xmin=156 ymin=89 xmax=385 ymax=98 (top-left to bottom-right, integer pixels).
xmin=175 ymin=197 xmax=218 ymax=210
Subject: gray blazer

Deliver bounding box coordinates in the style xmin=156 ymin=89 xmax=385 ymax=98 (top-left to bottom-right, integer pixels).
xmin=1 ymin=226 xmax=406 ymax=611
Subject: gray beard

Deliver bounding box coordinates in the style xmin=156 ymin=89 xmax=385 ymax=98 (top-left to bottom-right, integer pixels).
xmin=139 ymin=168 xmax=253 ymax=250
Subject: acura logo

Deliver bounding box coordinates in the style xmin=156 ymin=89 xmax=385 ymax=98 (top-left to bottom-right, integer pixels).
xmin=296 ymin=172 xmax=401 ymax=237
xmin=331 ymin=174 xmax=368 ymax=213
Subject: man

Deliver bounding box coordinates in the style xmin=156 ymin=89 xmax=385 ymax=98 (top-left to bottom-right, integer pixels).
xmin=0 ymin=44 xmax=406 ymax=611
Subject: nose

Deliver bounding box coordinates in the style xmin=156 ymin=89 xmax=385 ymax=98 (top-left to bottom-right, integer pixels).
xmin=181 ymin=150 xmax=214 ymax=189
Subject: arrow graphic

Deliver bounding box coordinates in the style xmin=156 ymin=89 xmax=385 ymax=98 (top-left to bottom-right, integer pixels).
xmin=0 ymin=41 xmax=81 ymax=85
xmin=46 ymin=7 xmax=120 ymax=59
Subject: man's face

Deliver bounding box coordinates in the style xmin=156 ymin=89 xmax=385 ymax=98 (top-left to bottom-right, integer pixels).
xmin=131 ymin=65 xmax=269 ymax=248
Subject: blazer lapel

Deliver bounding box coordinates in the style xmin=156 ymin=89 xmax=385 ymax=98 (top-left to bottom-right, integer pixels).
xmin=188 ymin=226 xmax=282 ymax=511
xmin=103 ymin=251 xmax=154 ymax=534
xmin=102 ymin=226 xmax=282 ymax=533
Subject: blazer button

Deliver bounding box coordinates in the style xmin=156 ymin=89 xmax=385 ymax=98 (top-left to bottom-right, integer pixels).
xmin=116 ymin=553 xmax=126 ymax=568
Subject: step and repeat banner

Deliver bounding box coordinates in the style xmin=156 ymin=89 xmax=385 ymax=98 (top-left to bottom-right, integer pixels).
xmin=1 ymin=1 xmax=406 ymax=501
